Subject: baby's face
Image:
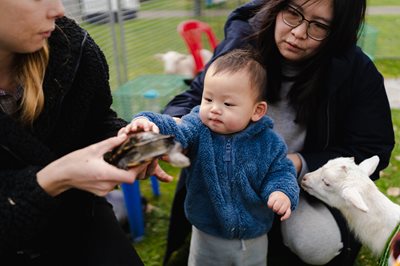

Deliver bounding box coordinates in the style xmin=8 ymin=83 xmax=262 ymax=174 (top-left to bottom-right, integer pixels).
xmin=199 ymin=68 xmax=260 ymax=135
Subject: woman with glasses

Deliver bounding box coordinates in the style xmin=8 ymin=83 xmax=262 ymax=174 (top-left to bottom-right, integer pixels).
xmin=160 ymin=0 xmax=394 ymax=265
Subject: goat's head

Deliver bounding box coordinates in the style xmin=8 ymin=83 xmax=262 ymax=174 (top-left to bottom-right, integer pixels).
xmin=154 ymin=51 xmax=194 ymax=76
xmin=301 ymin=156 xmax=380 ymax=213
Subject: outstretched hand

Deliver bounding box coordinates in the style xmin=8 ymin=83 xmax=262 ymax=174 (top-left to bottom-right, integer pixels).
xmin=119 ymin=117 xmax=159 ymax=135
xmin=267 ymin=191 xmax=292 ymax=221
xmin=37 ymin=134 xmax=150 ymax=197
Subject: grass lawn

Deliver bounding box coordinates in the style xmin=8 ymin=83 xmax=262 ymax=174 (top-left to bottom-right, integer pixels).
xmin=139 ymin=0 xmax=248 ymax=11
xmin=139 ymin=0 xmax=400 ymax=9
xmin=369 ymin=0 xmax=400 ymax=6
xmin=365 ymin=14 xmax=400 ymax=77
xmin=132 ymin=163 xmax=179 ymax=266
xmin=366 ymin=15 xmax=400 ymax=59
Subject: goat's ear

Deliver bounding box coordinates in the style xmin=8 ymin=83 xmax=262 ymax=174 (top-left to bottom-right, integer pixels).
xmin=359 ymin=156 xmax=380 ymax=176
xmin=342 ymin=188 xmax=369 ymax=212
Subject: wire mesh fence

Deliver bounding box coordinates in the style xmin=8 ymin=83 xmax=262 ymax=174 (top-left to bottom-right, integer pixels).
xmin=62 ymin=0 xmax=247 ymax=90
xmin=61 ymin=0 xmax=385 ymax=92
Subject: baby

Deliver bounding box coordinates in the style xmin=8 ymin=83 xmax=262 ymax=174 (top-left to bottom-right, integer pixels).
xmin=123 ymin=49 xmax=299 ymax=265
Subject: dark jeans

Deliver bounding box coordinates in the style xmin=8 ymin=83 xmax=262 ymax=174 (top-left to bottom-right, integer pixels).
xmin=163 ymin=174 xmax=361 ymax=266
xmin=6 ymin=191 xmax=143 ymax=266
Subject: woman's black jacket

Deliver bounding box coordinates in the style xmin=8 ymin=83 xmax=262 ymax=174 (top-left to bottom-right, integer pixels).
xmin=0 ymin=17 xmax=126 ymax=254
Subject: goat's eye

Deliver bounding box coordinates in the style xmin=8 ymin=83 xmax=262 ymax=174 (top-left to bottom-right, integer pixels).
xmin=322 ymin=178 xmax=330 ymax=187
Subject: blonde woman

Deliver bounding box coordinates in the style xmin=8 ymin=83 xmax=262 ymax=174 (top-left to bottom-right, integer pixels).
xmin=0 ymin=1 xmax=170 ymax=264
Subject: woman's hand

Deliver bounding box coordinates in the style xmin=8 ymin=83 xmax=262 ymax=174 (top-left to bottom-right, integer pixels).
xmin=144 ymin=159 xmax=174 ymax=183
xmin=37 ymin=134 xmax=149 ymax=197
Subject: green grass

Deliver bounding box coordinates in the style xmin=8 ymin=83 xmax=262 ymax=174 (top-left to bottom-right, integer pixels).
xmin=369 ymin=0 xmax=400 ymax=6
xmin=375 ymin=59 xmax=400 ymax=78
xmin=139 ymin=0 xmax=248 ymax=11
xmin=364 ymin=15 xmax=400 ymax=77
xmin=376 ymin=110 xmax=400 ymax=200
xmin=366 ymin=15 xmax=400 ymax=59
xmin=138 ymin=0 xmax=400 ymax=9
xmin=133 ymin=162 xmax=181 ymax=266
xmin=139 ymin=0 xmax=193 ymax=11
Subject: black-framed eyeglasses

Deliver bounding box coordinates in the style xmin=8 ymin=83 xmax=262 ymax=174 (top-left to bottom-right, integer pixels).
xmin=282 ymin=5 xmax=331 ymax=41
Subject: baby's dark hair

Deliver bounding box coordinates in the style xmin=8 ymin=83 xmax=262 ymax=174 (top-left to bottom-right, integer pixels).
xmin=208 ymin=49 xmax=267 ymax=101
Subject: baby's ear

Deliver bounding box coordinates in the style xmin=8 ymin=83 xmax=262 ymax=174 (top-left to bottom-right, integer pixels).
xmin=251 ymin=101 xmax=267 ymax=122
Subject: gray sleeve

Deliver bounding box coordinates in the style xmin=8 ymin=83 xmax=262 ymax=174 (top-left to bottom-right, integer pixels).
xmin=297 ymin=152 xmax=309 ymax=183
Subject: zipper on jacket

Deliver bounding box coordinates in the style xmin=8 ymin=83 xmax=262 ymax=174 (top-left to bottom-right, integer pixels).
xmin=223 ymin=137 xmax=237 ymax=237
xmin=223 ymin=137 xmax=232 ymax=179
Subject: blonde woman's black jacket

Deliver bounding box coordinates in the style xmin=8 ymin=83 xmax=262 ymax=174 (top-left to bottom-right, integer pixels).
xmin=0 ymin=17 xmax=127 ymax=254
xmin=164 ymin=0 xmax=394 ymax=180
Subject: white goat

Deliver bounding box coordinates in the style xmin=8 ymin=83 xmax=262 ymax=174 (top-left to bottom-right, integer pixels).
xmin=154 ymin=49 xmax=213 ymax=78
xmin=301 ymin=156 xmax=400 ymax=257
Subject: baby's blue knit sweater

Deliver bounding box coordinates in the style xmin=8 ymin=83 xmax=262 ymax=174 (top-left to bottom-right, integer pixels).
xmin=136 ymin=106 xmax=299 ymax=239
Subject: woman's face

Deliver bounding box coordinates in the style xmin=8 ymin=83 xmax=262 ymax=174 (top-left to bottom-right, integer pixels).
xmin=0 ymin=0 xmax=64 ymax=55
xmin=275 ymin=0 xmax=333 ymax=62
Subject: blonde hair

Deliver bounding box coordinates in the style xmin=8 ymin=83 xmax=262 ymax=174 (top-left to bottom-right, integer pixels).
xmin=15 ymin=42 xmax=49 ymax=125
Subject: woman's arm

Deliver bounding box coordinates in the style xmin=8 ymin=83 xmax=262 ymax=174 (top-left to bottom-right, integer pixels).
xmin=0 ymin=134 xmax=145 ymax=254
xmin=131 ymin=110 xmax=200 ymax=149
xmin=37 ymin=134 xmax=143 ymax=197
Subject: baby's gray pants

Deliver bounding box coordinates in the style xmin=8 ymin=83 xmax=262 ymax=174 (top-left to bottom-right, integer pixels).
xmin=188 ymin=226 xmax=268 ymax=266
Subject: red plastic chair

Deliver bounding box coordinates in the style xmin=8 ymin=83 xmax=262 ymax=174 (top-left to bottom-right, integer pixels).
xmin=177 ymin=19 xmax=218 ymax=75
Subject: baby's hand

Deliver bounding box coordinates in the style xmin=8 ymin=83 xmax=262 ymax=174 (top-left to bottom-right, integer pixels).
xmin=267 ymin=191 xmax=291 ymax=221
xmin=118 ymin=117 xmax=160 ymax=135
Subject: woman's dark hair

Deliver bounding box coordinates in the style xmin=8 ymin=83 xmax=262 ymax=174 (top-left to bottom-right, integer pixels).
xmin=252 ymin=0 xmax=366 ymax=123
